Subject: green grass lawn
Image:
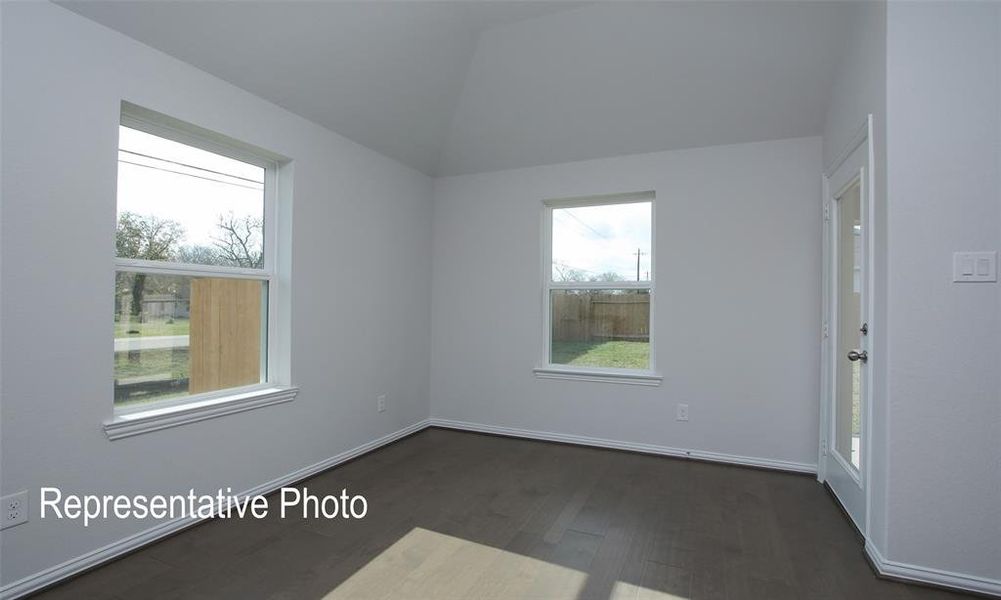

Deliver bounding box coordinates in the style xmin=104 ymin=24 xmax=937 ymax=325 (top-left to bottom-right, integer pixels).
xmin=551 ymin=340 xmax=650 ymax=370
xmin=114 ymin=348 xmax=190 ymax=407
xmin=114 ymin=317 xmax=190 ymax=337
xmin=114 ymin=348 xmax=189 ymax=381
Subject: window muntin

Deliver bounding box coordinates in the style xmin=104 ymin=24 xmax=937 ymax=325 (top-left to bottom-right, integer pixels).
xmin=544 ymin=194 xmax=654 ymax=372
xmin=114 ymin=112 xmax=276 ymax=410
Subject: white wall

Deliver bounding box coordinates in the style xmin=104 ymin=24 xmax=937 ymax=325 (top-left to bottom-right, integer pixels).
xmin=6 ymin=0 xmax=997 ymax=594
xmin=883 ymin=0 xmax=1001 ymax=583
xmin=431 ymin=137 xmax=823 ymax=468
xmin=0 ymin=1 xmax=432 ymax=588
xmin=820 ymin=0 xmax=890 ymax=552
xmin=821 ymin=3 xmax=1001 ymax=591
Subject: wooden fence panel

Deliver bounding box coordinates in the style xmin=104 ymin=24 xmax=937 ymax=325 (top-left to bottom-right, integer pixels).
xmin=189 ymin=278 xmax=262 ymax=394
xmin=551 ymin=292 xmax=649 ymax=342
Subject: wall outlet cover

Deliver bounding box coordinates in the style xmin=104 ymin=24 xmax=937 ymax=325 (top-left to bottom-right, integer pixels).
xmin=2 ymin=490 xmax=29 ymax=530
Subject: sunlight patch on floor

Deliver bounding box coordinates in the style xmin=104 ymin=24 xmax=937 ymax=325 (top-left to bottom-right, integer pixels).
xmin=323 ymin=527 xmax=588 ymax=599
xmin=611 ymin=581 xmax=689 ymax=600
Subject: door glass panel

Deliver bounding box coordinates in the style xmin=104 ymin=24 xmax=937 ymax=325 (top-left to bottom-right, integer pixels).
xmin=835 ymin=179 xmax=862 ymax=470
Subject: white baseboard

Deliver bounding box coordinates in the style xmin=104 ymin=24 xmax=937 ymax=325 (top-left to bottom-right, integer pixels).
xmin=9 ymin=417 xmax=995 ymax=600
xmin=0 ymin=419 xmax=431 ymax=600
xmin=865 ymin=539 xmax=1001 ymax=598
xmin=436 ymin=418 xmax=1001 ymax=597
xmin=428 ymin=417 xmax=818 ymax=474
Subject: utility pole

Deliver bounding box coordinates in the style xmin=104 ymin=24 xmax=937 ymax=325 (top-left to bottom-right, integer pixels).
xmin=634 ymin=248 xmax=647 ymax=281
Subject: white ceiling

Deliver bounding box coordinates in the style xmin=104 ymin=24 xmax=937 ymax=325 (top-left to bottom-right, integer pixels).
xmin=61 ymin=1 xmax=856 ymax=176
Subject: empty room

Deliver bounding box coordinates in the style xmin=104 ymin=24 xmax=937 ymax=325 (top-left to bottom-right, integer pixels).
xmin=1 ymin=1 xmax=999 ymax=599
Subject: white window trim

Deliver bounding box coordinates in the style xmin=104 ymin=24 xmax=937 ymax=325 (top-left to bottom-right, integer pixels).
xmin=532 ymin=366 xmax=662 ymax=386
xmin=109 ymin=103 xmax=296 ymax=436
xmin=104 ymin=384 xmax=298 ymax=440
xmin=537 ymin=191 xmax=662 ymax=385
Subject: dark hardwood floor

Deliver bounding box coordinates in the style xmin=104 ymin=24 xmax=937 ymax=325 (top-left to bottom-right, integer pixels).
xmin=34 ymin=428 xmax=976 ymax=599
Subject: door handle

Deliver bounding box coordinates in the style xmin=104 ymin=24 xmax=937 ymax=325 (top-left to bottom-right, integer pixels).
xmin=847 ymin=350 xmax=868 ymax=363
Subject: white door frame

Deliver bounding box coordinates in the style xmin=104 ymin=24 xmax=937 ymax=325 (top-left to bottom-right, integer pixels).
xmin=819 ymin=115 xmax=876 ymax=536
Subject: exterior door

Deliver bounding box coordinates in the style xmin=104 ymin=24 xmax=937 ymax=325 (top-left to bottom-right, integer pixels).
xmin=820 ymin=117 xmax=873 ymax=533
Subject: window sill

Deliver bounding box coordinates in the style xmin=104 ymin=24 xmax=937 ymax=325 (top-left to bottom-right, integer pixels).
xmin=104 ymin=386 xmax=299 ymax=441
xmin=532 ymin=367 xmax=662 ymax=386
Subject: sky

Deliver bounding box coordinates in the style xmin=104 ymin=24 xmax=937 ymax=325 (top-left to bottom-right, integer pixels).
xmin=117 ymin=126 xmax=264 ymax=250
xmin=552 ymin=201 xmax=652 ymax=282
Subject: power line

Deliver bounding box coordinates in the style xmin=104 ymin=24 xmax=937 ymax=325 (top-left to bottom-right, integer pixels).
xmin=118 ymin=158 xmax=264 ymax=191
xmin=119 ymin=149 xmax=264 ymax=185
xmin=552 ymin=212 xmax=600 ymax=241
xmin=560 ymin=209 xmax=611 ymax=240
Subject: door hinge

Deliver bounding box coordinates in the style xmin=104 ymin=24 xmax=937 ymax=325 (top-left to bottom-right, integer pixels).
xmin=821 ymin=440 xmax=828 ymax=455
xmin=823 ymin=203 xmax=831 ymax=221
xmin=822 ymin=321 xmax=830 ymax=338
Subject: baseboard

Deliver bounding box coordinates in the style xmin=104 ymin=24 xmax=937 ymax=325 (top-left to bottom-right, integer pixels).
xmin=0 ymin=418 xmax=431 ymax=600
xmin=437 ymin=417 xmax=1001 ymax=597
xmin=428 ymin=417 xmax=817 ymax=475
xmin=865 ymin=539 xmax=1001 ymax=598
xmin=11 ymin=418 xmax=995 ymax=600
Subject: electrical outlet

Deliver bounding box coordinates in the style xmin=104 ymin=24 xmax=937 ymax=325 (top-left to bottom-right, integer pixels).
xmin=676 ymin=403 xmax=689 ymax=422
xmin=2 ymin=490 xmax=28 ymax=530
xmin=377 ymin=394 xmax=386 ymax=413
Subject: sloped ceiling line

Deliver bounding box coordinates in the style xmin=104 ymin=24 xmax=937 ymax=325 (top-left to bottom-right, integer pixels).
xmin=61 ymin=1 xmax=856 ymax=176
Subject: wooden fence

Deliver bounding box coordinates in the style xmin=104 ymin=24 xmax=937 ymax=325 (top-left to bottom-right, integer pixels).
xmin=552 ymin=292 xmax=649 ymax=342
xmin=189 ymin=278 xmax=262 ymax=394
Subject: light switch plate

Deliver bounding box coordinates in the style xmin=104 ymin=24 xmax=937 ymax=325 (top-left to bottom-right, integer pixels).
xmin=953 ymin=251 xmax=997 ymax=283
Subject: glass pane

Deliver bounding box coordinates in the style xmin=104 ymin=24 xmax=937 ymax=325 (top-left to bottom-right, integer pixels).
xmin=835 ymin=180 xmax=862 ymax=470
xmin=114 ymin=272 xmax=267 ymax=408
xmin=116 ymin=126 xmax=266 ymax=269
xmin=551 ymin=201 xmax=652 ymax=283
xmin=550 ymin=289 xmax=650 ymax=369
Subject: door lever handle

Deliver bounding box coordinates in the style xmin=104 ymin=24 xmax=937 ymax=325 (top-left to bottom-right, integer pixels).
xmin=847 ymin=350 xmax=868 ymax=363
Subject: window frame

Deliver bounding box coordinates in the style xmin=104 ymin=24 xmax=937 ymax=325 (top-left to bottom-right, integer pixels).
xmin=536 ymin=191 xmax=661 ymax=385
xmin=113 ymin=107 xmax=282 ymax=416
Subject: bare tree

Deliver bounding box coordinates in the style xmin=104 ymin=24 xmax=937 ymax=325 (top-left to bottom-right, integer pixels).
xmin=591 ymin=271 xmax=620 ymax=282
xmin=553 ymin=262 xmax=588 ymax=283
xmin=212 ymin=213 xmax=264 ymax=269
xmin=176 ymin=244 xmax=221 ymax=266
xmin=553 ymin=262 xmax=623 ymax=285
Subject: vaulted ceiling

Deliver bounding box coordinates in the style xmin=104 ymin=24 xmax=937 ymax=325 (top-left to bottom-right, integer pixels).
xmin=61 ymin=1 xmax=856 ymax=176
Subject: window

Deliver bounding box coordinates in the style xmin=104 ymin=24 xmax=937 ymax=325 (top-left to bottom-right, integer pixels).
xmin=113 ymin=105 xmax=280 ymax=411
xmin=538 ymin=192 xmax=659 ymax=384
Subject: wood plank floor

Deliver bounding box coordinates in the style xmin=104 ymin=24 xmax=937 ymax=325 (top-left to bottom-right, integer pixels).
xmin=34 ymin=428 xmax=977 ymax=599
